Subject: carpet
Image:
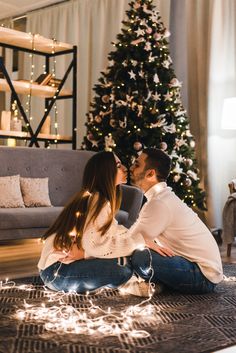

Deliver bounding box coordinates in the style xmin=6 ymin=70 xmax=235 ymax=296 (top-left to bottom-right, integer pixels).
xmin=0 ymin=264 xmax=236 ymax=353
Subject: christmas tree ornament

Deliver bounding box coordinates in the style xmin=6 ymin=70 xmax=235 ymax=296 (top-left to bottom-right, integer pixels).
xmin=174 ymin=174 xmax=181 ymax=182
xmin=153 ymin=73 xmax=159 ymax=84
xmin=187 ymin=170 xmax=198 ymax=180
xmin=146 ymin=27 xmax=153 ymax=34
xmin=102 ymin=95 xmax=110 ymax=103
xmin=184 ymin=178 xmax=192 ymax=187
xmin=148 ymin=53 xmax=155 ymax=62
xmin=133 ymin=141 xmax=143 ymax=151
xmin=164 ymin=91 xmax=173 ymax=101
xmin=169 ymin=78 xmax=182 ymax=88
xmin=128 ymin=70 xmax=136 ymax=79
xmin=159 ymin=142 xmax=167 ymax=151
xmin=144 ymin=42 xmax=152 ymax=51
xmin=119 ymin=117 xmax=127 ymax=128
xmin=173 ymin=162 xmax=183 ymax=174
xmin=152 ymin=92 xmax=161 ymax=101
xmin=133 ymin=2 xmax=141 ymax=10
xmin=163 ymin=29 xmax=171 ymax=38
xmin=154 ymin=32 xmax=162 ymax=41
xmin=135 ymin=28 xmax=145 ymax=37
xmin=185 ymin=158 xmax=193 ymax=167
xmin=139 ymin=70 xmax=145 ymax=78
xmin=163 ymin=123 xmax=176 ymax=133
xmin=105 ymin=135 xmax=115 ymax=151
xmin=110 ymin=119 xmax=116 ymax=128
xmin=95 ymin=116 xmax=102 ymax=123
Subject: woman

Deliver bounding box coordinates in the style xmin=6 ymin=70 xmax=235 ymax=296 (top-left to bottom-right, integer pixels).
xmin=38 ymin=151 xmax=152 ymax=295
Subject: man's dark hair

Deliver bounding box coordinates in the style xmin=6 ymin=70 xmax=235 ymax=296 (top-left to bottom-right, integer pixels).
xmin=142 ymin=148 xmax=172 ymax=181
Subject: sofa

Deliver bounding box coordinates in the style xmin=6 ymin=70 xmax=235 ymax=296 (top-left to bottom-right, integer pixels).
xmin=0 ymin=147 xmax=144 ymax=241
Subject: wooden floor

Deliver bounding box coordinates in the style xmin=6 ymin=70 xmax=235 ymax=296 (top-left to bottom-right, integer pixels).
xmin=0 ymin=239 xmax=236 ymax=280
xmin=0 ymin=238 xmax=43 ymax=280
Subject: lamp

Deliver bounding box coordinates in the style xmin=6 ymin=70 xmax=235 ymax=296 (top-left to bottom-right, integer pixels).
xmin=221 ymin=97 xmax=236 ymax=129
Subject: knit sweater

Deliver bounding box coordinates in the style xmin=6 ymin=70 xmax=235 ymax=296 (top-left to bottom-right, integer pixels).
xmin=38 ymin=197 xmax=145 ymax=270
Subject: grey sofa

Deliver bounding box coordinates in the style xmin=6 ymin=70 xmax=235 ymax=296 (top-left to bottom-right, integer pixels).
xmin=0 ymin=147 xmax=144 ymax=240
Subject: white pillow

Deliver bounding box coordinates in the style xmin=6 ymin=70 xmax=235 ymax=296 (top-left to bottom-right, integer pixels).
xmin=0 ymin=175 xmax=25 ymax=208
xmin=20 ymin=177 xmax=52 ymax=207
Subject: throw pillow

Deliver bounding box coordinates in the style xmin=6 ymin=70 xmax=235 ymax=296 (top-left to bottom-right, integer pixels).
xmin=0 ymin=175 xmax=25 ymax=208
xmin=20 ymin=177 xmax=52 ymax=207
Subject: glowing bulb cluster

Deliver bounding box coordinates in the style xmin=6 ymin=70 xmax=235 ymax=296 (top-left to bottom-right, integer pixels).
xmin=0 ymin=278 xmax=160 ymax=340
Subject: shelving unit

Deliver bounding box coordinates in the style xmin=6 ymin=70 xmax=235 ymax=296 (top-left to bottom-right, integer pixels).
xmin=0 ymin=27 xmax=77 ymax=148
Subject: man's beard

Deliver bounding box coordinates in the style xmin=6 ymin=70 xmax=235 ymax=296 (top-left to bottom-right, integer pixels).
xmin=130 ymin=171 xmax=146 ymax=187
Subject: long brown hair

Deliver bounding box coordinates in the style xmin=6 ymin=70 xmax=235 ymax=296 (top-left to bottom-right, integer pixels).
xmin=43 ymin=151 xmax=122 ymax=251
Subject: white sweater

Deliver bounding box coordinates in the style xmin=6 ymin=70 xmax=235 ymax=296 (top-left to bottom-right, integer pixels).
xmin=38 ymin=199 xmax=145 ymax=270
xmin=129 ymin=182 xmax=223 ymax=284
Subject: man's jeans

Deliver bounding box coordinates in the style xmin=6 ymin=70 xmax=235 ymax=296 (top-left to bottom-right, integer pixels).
xmin=40 ymin=257 xmax=133 ymax=293
xmin=132 ymin=249 xmax=216 ymax=294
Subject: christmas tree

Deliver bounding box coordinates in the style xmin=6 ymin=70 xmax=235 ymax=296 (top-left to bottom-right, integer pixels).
xmin=82 ymin=0 xmax=206 ymax=210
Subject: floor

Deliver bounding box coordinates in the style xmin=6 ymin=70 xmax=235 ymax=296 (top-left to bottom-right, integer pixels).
xmin=0 ymin=238 xmax=236 ymax=280
xmin=0 ymin=238 xmax=43 ymax=280
xmin=1 ymin=239 xmax=236 ymax=353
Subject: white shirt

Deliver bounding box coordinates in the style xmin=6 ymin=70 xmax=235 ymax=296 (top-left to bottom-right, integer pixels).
xmin=38 ymin=197 xmax=145 ymax=270
xmin=129 ymin=182 xmax=223 ymax=284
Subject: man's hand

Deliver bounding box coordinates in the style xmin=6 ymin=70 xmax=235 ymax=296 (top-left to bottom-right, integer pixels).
xmin=145 ymin=239 xmax=175 ymax=257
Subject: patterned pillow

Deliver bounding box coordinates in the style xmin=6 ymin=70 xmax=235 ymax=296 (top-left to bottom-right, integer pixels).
xmin=20 ymin=177 xmax=52 ymax=207
xmin=0 ymin=175 xmax=25 ymax=208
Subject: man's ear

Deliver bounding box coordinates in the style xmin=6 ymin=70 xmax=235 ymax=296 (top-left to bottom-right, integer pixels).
xmin=146 ymin=169 xmax=156 ymax=179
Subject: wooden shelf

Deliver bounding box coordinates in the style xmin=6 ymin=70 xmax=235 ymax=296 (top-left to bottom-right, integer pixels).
xmin=0 ymin=27 xmax=73 ymax=54
xmin=0 ymin=130 xmax=72 ymax=142
xmin=0 ymin=78 xmax=71 ymax=98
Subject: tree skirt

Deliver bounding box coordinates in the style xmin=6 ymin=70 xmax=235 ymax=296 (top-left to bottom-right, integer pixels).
xmin=0 ymin=264 xmax=236 ymax=353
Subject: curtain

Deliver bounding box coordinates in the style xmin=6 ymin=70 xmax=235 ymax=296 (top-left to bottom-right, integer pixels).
xmin=0 ymin=18 xmax=13 ymax=113
xmin=169 ymin=0 xmax=215 ymax=223
xmin=207 ymin=0 xmax=236 ymax=227
xmin=171 ymin=0 xmax=236 ymax=228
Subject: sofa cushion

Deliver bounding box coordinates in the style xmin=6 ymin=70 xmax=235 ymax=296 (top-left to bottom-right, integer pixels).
xmin=20 ymin=177 xmax=52 ymax=207
xmin=0 ymin=207 xmax=63 ymax=229
xmin=0 ymin=175 xmax=25 ymax=208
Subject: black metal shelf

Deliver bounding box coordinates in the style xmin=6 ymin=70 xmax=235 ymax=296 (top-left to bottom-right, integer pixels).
xmin=0 ymin=28 xmax=77 ymax=149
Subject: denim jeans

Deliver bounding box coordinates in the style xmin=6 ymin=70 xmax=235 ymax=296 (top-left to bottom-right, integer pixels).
xmin=131 ymin=249 xmax=216 ymax=294
xmin=40 ymin=257 xmax=133 ymax=294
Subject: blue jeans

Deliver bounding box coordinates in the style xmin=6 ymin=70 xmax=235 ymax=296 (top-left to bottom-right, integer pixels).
xmin=132 ymin=249 xmax=216 ymax=294
xmin=40 ymin=257 xmax=133 ymax=294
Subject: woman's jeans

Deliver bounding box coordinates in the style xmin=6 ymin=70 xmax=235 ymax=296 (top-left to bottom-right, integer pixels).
xmin=40 ymin=256 xmax=134 ymax=294
xmin=132 ymin=249 xmax=216 ymax=294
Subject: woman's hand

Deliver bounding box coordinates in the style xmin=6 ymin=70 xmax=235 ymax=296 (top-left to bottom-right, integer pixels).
xmin=145 ymin=239 xmax=175 ymax=257
xmin=66 ymin=243 xmax=85 ymax=261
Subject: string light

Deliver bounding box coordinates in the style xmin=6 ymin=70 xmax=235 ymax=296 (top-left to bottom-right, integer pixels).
xmin=51 ymin=40 xmax=58 ymax=143
xmin=25 ymin=33 xmax=35 ymax=131
xmin=0 ymin=278 xmax=159 ymax=340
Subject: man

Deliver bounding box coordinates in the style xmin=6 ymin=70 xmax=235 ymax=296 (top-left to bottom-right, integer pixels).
xmin=129 ymin=148 xmax=223 ymax=294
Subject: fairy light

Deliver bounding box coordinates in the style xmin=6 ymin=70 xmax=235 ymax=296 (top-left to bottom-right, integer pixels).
xmin=0 ymin=276 xmax=160 ymax=340
xmin=51 ymin=38 xmax=59 ymax=142
xmin=25 ymin=34 xmax=35 ymax=129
